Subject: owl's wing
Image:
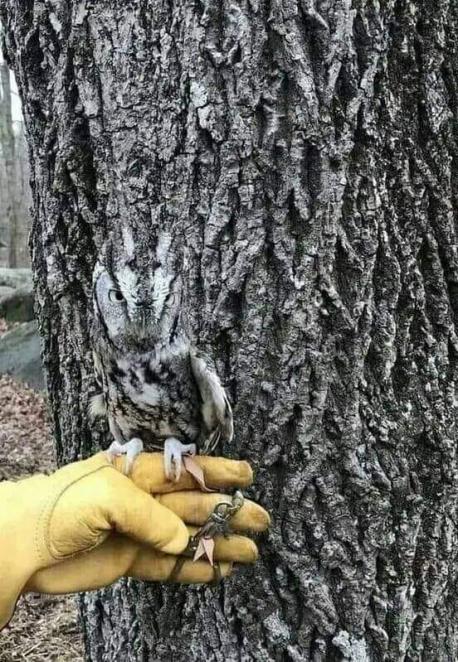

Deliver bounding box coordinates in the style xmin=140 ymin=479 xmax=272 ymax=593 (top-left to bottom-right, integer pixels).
xmin=190 ymin=350 xmax=233 ymax=453
xmin=89 ymin=351 xmax=108 ymax=420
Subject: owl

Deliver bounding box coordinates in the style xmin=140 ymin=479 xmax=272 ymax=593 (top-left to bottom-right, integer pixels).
xmin=90 ymin=226 xmax=233 ymax=481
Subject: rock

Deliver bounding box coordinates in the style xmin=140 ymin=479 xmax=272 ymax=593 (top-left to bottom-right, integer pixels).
xmin=0 ymin=321 xmax=44 ymax=390
xmin=0 ymin=267 xmax=32 ymax=289
xmin=0 ymin=286 xmax=35 ymax=322
xmin=0 ymin=286 xmax=15 ymax=299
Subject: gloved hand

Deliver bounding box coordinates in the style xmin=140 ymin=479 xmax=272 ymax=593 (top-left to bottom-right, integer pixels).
xmin=0 ymin=452 xmax=269 ymax=630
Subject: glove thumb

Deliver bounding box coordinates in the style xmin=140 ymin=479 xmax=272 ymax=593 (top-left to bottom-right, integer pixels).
xmin=47 ymin=466 xmax=190 ymax=558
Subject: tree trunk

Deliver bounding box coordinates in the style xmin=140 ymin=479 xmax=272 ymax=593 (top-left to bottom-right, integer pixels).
xmin=2 ymin=1 xmax=458 ymax=659
xmin=0 ymin=59 xmax=18 ymax=267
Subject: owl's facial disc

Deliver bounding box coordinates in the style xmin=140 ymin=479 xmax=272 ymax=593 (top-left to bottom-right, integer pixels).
xmin=93 ymin=228 xmax=182 ymax=347
xmin=94 ymin=268 xmax=150 ymax=341
xmin=94 ymin=266 xmax=180 ymax=347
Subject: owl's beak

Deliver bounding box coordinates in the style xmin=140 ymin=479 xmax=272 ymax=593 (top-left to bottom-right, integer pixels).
xmin=138 ymin=309 xmax=147 ymax=328
xmin=128 ymin=304 xmax=152 ymax=338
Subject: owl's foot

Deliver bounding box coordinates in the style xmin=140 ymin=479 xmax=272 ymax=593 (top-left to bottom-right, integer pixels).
xmin=106 ymin=438 xmax=144 ymax=475
xmin=164 ymin=438 xmax=197 ymax=482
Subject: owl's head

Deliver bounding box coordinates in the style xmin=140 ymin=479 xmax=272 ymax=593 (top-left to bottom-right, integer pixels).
xmin=92 ymin=226 xmax=181 ymax=349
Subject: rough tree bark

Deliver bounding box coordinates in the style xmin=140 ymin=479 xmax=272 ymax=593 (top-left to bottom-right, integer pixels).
xmin=2 ymin=1 xmax=458 ymax=660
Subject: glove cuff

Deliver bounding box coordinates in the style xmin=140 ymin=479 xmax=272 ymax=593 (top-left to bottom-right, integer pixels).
xmin=0 ymin=452 xmax=113 ymax=630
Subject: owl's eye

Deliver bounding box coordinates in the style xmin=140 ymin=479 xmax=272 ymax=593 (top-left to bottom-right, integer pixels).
xmin=109 ymin=289 xmax=125 ymax=303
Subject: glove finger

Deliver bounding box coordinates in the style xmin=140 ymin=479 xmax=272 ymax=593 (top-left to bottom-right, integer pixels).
xmin=113 ymin=453 xmax=253 ymax=493
xmin=26 ymin=535 xmax=137 ymax=594
xmin=130 ymin=552 xmax=232 ymax=584
xmin=26 ymin=530 xmax=241 ymax=594
xmin=156 ymin=491 xmax=270 ymax=532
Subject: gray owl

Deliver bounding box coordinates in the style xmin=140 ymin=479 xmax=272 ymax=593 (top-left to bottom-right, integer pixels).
xmin=90 ymin=226 xmax=233 ymax=480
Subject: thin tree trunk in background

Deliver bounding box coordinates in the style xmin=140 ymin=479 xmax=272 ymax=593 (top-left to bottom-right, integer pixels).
xmin=0 ymin=58 xmax=9 ymax=265
xmin=1 ymin=1 xmax=458 ymax=660
xmin=0 ymin=115 xmax=6 ymax=265
xmin=13 ymin=121 xmax=32 ymax=266
xmin=0 ymin=60 xmax=18 ymax=267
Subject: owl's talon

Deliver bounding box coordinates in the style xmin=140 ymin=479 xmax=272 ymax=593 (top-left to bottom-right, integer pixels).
xmin=106 ymin=438 xmax=143 ymax=475
xmin=164 ymin=439 xmax=196 ymax=482
xmin=106 ymin=441 xmax=125 ymax=461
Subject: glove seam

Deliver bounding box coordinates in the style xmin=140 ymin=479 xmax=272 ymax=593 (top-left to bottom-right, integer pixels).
xmin=36 ymin=464 xmax=116 ymax=564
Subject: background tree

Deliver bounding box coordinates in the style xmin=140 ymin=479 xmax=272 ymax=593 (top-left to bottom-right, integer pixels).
xmin=0 ymin=57 xmax=18 ymax=267
xmin=12 ymin=120 xmax=33 ymax=267
xmin=1 ymin=1 xmax=458 ymax=660
xmin=0 ymin=53 xmax=32 ymax=268
xmin=0 ymin=60 xmax=8 ymax=266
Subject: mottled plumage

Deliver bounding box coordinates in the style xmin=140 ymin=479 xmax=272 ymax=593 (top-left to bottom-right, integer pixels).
xmin=91 ymin=226 xmax=233 ymax=479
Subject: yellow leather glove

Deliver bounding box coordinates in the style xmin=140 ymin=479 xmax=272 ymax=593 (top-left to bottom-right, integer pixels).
xmin=0 ymin=452 xmax=269 ymax=630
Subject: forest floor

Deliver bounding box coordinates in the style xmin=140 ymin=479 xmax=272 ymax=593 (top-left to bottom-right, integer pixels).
xmin=0 ymin=319 xmax=84 ymax=661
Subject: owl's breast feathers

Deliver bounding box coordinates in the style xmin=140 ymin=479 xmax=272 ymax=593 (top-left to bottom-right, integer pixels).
xmin=91 ymin=341 xmax=233 ymax=452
